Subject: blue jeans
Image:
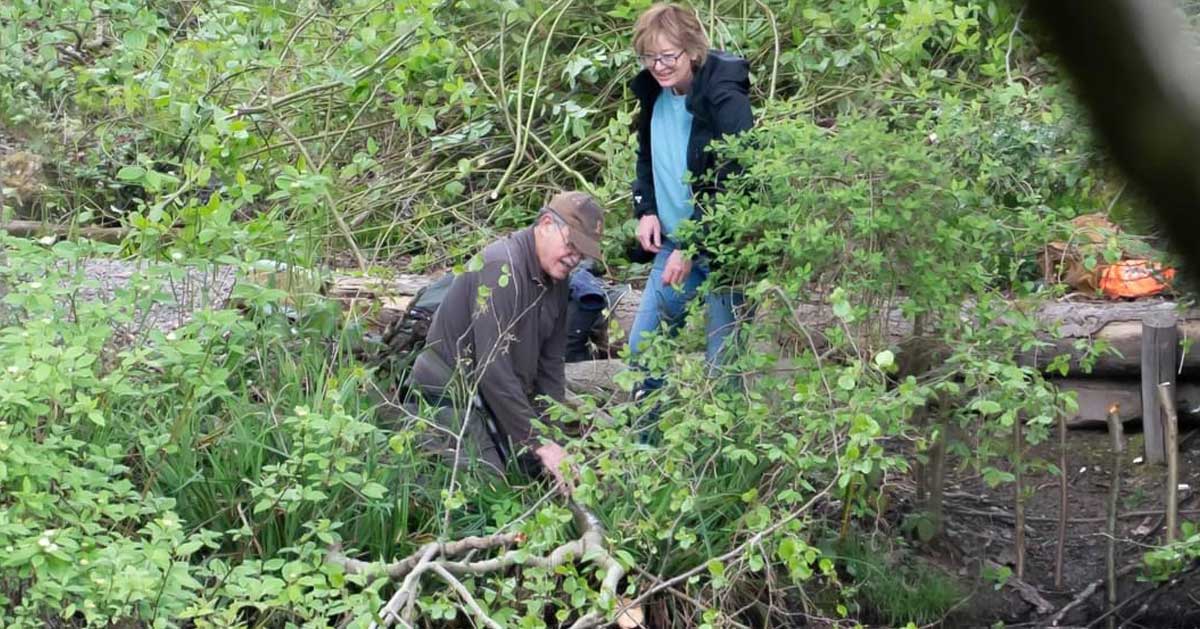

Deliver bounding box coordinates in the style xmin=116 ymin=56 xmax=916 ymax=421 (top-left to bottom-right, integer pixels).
xmin=628 ymin=240 xmax=745 ymax=381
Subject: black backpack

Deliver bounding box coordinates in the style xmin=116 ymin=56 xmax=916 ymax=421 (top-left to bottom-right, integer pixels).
xmin=373 ymin=273 xmax=455 ymax=392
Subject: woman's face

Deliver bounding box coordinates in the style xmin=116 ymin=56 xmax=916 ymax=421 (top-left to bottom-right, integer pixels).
xmin=641 ymin=33 xmax=694 ymax=93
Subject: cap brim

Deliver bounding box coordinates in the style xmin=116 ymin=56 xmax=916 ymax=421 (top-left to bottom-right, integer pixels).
xmin=573 ymin=235 xmax=604 ymax=262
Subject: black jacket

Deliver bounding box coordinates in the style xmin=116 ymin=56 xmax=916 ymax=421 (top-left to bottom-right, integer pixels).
xmin=631 ymin=50 xmax=754 ymax=237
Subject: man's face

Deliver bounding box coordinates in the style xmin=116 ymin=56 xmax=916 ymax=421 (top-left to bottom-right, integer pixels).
xmin=535 ymin=215 xmax=583 ymax=281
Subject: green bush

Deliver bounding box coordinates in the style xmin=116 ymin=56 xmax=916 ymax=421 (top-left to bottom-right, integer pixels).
xmin=0 ymin=0 xmax=1145 ymax=624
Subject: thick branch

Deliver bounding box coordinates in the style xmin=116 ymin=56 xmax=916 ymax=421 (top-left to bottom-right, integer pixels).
xmin=328 ymin=531 xmax=524 ymax=580
xmin=329 ymin=500 xmax=627 ymax=627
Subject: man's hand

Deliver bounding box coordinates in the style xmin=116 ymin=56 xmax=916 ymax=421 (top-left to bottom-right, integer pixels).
xmin=534 ymin=442 xmax=572 ymax=494
xmin=661 ymin=249 xmax=693 ymax=287
xmin=637 ymin=214 xmax=662 ymax=254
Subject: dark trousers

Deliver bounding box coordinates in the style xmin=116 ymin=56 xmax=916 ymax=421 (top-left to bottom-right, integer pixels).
xmin=405 ymin=352 xmax=541 ymax=479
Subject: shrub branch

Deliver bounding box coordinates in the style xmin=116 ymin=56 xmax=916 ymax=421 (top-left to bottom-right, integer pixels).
xmin=328 ymin=501 xmax=627 ymax=627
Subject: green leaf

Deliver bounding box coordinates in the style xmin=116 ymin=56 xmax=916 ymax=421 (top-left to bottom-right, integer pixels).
xmin=117 ymin=165 xmax=146 ymax=181
xmin=706 ymin=558 xmax=725 ymax=578
xmin=972 ymin=399 xmax=1003 ymax=415
xmin=874 ymin=350 xmax=895 ymax=368
xmin=982 ymin=466 xmax=1016 ymax=488
xmin=360 ymin=482 xmax=387 ymax=499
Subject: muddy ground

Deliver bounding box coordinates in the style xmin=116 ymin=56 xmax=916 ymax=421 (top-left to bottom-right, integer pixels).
xmin=929 ymin=419 xmax=1200 ymax=628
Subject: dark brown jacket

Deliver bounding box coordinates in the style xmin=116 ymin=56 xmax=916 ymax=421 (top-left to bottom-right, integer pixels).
xmin=410 ymin=228 xmax=568 ymax=447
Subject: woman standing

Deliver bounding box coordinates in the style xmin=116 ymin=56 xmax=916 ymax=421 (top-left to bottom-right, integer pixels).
xmin=627 ymin=3 xmax=755 ymax=383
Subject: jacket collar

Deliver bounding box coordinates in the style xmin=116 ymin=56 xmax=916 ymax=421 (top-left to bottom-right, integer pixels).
xmin=513 ymin=227 xmax=551 ymax=286
xmin=631 ymin=68 xmax=661 ymax=102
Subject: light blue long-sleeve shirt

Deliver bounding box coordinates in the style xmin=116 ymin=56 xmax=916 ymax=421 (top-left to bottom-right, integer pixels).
xmin=650 ymin=90 xmax=694 ymax=239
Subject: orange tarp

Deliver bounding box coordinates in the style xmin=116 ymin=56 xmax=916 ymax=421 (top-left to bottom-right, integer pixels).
xmin=1040 ymin=214 xmax=1174 ymax=299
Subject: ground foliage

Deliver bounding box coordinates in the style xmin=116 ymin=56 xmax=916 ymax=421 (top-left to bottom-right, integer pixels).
xmin=1 ymin=0 xmax=1192 ymax=626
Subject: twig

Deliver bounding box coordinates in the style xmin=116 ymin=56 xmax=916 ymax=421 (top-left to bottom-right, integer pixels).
xmin=984 ymin=559 xmax=1053 ymax=615
xmin=526 ymin=130 xmax=596 ymax=195
xmin=371 ymin=544 xmax=439 ymax=629
xmin=428 ymin=563 xmax=503 ymax=629
xmin=462 ymin=43 xmax=517 ymax=140
xmin=629 ymin=564 xmax=751 ymax=629
xmin=1005 ymin=5 xmax=1027 ymax=84
xmin=239 ymin=118 xmax=397 ymax=160
xmin=236 ymin=502 xmax=264 ymax=556
xmin=236 ymin=24 xmax=423 ymax=116
xmin=611 ymin=476 xmax=838 ymax=622
xmin=490 ymin=0 xmax=573 ymax=200
xmin=1109 ymin=561 xmax=1200 ymax=628
xmin=946 ymin=506 xmax=1200 ymax=524
xmin=1048 ymin=562 xmax=1140 ymax=627
xmin=264 ymin=106 xmax=367 ymax=271
xmin=751 ymin=0 xmax=779 ymax=100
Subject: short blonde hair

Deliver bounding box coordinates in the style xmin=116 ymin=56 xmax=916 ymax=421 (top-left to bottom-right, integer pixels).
xmin=632 ymin=3 xmax=709 ymax=68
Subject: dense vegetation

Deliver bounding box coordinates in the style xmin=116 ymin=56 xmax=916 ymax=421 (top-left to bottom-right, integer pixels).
xmin=1 ymin=0 xmax=1187 ymax=626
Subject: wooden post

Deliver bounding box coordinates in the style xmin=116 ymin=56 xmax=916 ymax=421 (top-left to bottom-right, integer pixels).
xmin=1054 ymin=405 xmax=1068 ymax=590
xmin=1157 ymin=382 xmax=1180 ymax=544
xmin=1140 ymin=313 xmax=1178 ymax=464
xmin=1105 ymin=404 xmax=1125 ymax=629
xmin=1014 ymin=411 xmax=1026 ymax=580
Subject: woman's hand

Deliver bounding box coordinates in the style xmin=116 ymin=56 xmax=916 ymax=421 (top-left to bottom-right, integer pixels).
xmin=637 ymin=214 xmax=662 ymax=253
xmin=661 ymin=249 xmax=693 ymax=287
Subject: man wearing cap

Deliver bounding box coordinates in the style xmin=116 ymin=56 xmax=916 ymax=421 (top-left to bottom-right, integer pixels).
xmin=408 ymin=190 xmax=605 ymax=490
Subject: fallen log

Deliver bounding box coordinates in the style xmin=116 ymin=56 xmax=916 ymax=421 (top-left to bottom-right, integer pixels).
xmin=327 ymin=275 xmax=1200 ymax=377
xmin=328 ymin=273 xmax=642 ymax=339
xmin=564 ymin=358 xmax=629 ymax=400
xmin=1055 ymin=378 xmax=1200 ymax=428
xmin=1 ymin=220 xmax=131 ymax=244
xmin=1023 ymin=300 xmax=1200 ymax=377
xmin=328 ymin=274 xmax=440 ymax=330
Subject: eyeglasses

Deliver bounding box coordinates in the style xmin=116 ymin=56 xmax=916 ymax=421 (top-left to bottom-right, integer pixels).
xmin=545 ymin=209 xmax=583 ymax=261
xmin=556 ymin=223 xmax=582 ymax=261
xmin=637 ymin=50 xmax=686 ymax=69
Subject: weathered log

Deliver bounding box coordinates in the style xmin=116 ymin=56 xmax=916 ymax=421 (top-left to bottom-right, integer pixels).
xmin=1055 ymin=378 xmax=1200 ymax=428
xmin=327 ymin=274 xmax=439 ymax=330
xmin=1024 ymin=300 xmax=1200 ymax=377
xmin=1 ymin=220 xmax=131 ymax=243
xmin=329 ymin=274 xmax=1200 ymax=377
xmin=564 ymin=358 xmax=629 ymax=400
xmin=328 ymin=273 xmax=641 ymax=339
xmin=327 ymin=274 xmax=437 ymax=299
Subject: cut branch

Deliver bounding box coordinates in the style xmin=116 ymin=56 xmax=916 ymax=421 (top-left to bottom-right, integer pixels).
xmin=328 ymin=500 xmax=627 ymax=628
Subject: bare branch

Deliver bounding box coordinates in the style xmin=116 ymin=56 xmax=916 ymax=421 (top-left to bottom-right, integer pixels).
xmin=330 ymin=500 xmax=628 ymax=627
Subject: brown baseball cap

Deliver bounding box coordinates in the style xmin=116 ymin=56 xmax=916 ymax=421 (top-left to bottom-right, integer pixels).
xmin=546 ymin=190 xmax=606 ymax=262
